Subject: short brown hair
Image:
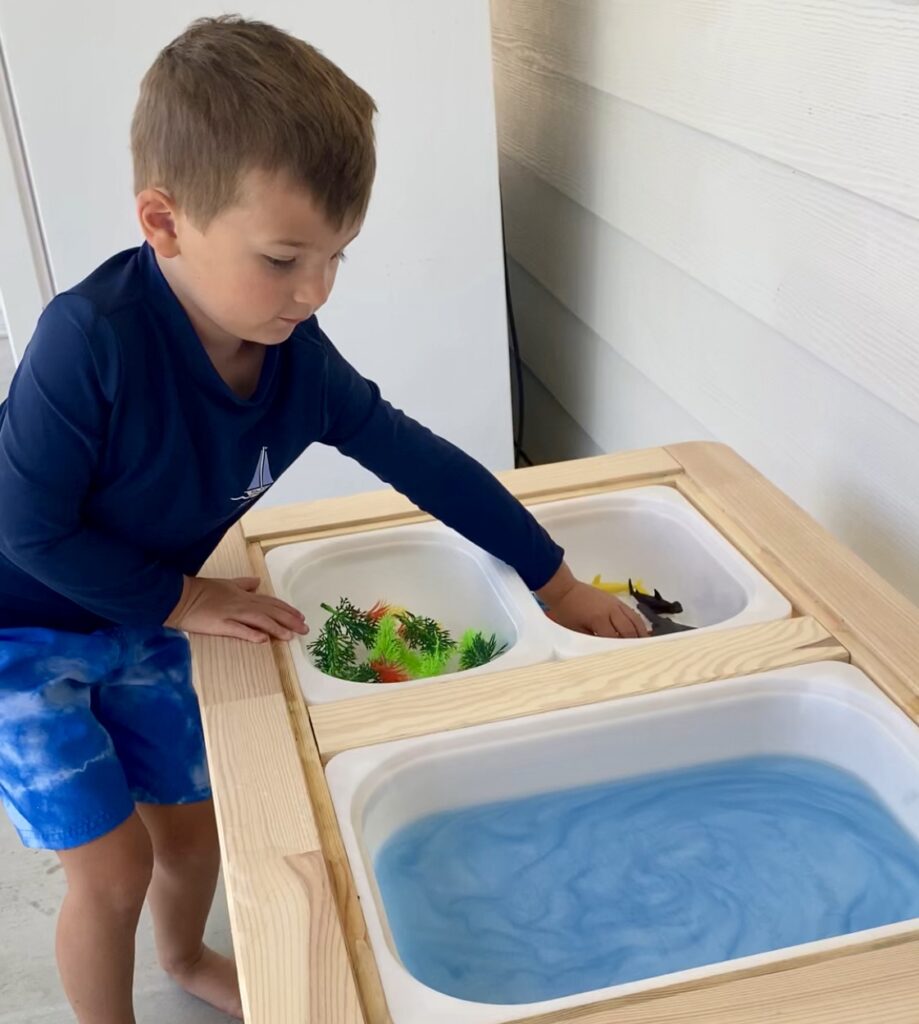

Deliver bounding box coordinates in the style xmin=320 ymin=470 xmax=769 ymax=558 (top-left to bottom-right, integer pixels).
xmin=131 ymin=16 xmax=377 ymax=228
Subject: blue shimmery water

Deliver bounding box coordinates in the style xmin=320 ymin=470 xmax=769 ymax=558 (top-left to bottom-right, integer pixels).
xmin=374 ymin=756 xmax=919 ymax=1005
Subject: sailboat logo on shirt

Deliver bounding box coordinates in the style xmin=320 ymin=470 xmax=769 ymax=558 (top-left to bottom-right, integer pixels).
xmin=232 ymin=446 xmax=274 ymax=502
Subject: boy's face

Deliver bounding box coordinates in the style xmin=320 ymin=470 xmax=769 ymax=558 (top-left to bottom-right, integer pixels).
xmin=140 ymin=169 xmax=361 ymax=347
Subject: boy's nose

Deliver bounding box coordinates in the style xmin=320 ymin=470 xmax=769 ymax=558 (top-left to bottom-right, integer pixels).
xmin=294 ymin=275 xmax=331 ymax=311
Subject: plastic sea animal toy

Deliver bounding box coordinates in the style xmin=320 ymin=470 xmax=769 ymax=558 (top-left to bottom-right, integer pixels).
xmin=640 ymin=606 xmax=695 ymax=637
xmin=591 ymin=575 xmax=645 ymax=594
xmin=629 ymin=579 xmax=684 ymax=615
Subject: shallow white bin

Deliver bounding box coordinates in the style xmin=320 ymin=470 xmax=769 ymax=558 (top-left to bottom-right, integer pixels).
xmin=529 ymin=486 xmax=791 ymax=657
xmin=265 ymin=521 xmax=553 ymax=704
xmin=326 ymin=662 xmax=919 ymax=1024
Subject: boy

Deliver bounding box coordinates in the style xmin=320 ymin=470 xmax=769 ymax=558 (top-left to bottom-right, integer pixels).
xmin=0 ymin=16 xmax=646 ymax=1023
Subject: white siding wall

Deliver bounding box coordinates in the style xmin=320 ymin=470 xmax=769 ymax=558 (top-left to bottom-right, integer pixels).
xmin=493 ymin=0 xmax=919 ymax=602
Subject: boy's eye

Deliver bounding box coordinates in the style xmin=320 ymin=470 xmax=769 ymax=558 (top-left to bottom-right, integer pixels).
xmin=264 ymin=255 xmax=296 ymax=270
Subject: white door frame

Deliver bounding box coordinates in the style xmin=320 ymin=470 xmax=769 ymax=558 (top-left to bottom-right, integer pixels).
xmin=0 ymin=30 xmax=53 ymax=362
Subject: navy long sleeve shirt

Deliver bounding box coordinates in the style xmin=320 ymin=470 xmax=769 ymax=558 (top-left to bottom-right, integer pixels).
xmin=0 ymin=244 xmax=564 ymax=633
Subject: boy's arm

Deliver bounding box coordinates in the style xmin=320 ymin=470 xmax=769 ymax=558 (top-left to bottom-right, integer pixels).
xmin=318 ymin=335 xmax=646 ymax=638
xmin=0 ymin=301 xmax=305 ymax=641
xmin=319 ymin=341 xmax=561 ymax=592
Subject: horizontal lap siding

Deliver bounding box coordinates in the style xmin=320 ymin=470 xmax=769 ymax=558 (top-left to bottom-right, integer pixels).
xmin=493 ymin=0 xmax=919 ymax=598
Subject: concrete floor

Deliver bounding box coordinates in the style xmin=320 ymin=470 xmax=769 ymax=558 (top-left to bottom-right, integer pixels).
xmin=0 ymin=812 xmax=237 ymax=1024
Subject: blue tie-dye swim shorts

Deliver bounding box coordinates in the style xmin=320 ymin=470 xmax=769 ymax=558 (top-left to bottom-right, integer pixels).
xmin=0 ymin=625 xmax=211 ymax=850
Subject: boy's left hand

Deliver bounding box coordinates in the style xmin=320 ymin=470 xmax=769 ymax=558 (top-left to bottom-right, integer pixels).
xmin=535 ymin=562 xmax=649 ymax=639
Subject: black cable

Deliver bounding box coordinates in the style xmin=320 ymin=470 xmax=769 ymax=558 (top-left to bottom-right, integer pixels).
xmin=499 ymin=195 xmax=527 ymax=466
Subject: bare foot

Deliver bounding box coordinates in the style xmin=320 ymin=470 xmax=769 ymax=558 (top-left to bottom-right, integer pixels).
xmin=166 ymin=946 xmax=243 ymax=1019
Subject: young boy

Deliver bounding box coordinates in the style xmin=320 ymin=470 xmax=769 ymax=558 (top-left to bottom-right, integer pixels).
xmin=0 ymin=16 xmax=646 ymax=1023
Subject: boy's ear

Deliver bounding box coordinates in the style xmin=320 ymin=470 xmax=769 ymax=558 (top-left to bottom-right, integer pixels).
xmin=136 ymin=188 xmax=181 ymax=257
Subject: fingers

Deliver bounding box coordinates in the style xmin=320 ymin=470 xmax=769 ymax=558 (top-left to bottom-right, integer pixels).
xmin=218 ymin=610 xmax=307 ymax=645
xmin=234 ymin=610 xmax=304 ymax=642
xmin=259 ymin=593 xmax=301 ymax=613
xmin=589 ymin=604 xmax=648 ymax=639
xmin=222 ymin=620 xmax=270 ymax=644
xmin=247 ymin=597 xmax=307 ymax=635
xmin=229 ymin=580 xmax=309 ymax=635
xmin=590 ymin=615 xmax=626 ymax=639
xmin=260 ymin=596 xmax=309 ymax=631
xmin=276 ymin=609 xmax=309 ymax=635
xmin=629 ymin=607 xmax=650 ymax=638
xmin=548 ymin=608 xmax=594 ymax=637
xmin=612 ymin=614 xmax=640 ymax=639
xmin=615 ymin=604 xmax=649 ymax=639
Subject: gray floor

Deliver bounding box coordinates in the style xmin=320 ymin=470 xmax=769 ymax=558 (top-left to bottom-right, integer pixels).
xmin=0 ymin=812 xmax=237 ymax=1023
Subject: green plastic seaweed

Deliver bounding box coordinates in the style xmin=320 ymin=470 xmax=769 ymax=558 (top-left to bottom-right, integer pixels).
xmin=458 ymin=629 xmax=508 ymax=670
xmin=395 ymin=611 xmax=456 ymax=655
xmin=307 ymin=598 xmax=507 ymax=683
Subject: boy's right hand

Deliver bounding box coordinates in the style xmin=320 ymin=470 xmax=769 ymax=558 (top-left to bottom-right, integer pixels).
xmin=165 ymin=575 xmax=309 ymax=644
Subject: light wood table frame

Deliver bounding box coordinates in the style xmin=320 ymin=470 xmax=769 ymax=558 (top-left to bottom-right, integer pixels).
xmin=190 ymin=442 xmax=919 ymax=1023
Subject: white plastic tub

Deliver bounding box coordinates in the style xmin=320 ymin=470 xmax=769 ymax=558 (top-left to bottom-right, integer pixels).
xmin=528 ymin=486 xmax=790 ymax=658
xmin=266 ymin=485 xmax=791 ymax=704
xmin=265 ymin=521 xmax=552 ymax=704
xmin=326 ymin=662 xmax=919 ymax=1024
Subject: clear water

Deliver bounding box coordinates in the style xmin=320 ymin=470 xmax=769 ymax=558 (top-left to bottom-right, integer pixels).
xmin=374 ymin=755 xmax=919 ymax=1004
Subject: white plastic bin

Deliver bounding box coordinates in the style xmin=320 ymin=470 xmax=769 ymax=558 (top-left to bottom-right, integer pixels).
xmin=528 ymin=486 xmax=790 ymax=657
xmin=265 ymin=521 xmax=552 ymax=704
xmin=326 ymin=662 xmax=919 ymax=1024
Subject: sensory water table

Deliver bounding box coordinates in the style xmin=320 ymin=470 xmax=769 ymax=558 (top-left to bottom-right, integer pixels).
xmin=189 ymin=442 xmax=919 ymax=1024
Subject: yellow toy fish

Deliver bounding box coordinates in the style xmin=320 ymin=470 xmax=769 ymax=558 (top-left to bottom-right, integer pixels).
xmin=591 ymin=575 xmax=645 ymax=595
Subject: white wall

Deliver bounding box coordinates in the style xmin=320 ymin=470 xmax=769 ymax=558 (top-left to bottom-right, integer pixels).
xmin=0 ymin=0 xmax=512 ymax=504
xmin=492 ymin=0 xmax=919 ymax=602
xmin=0 ymin=30 xmax=51 ymax=364
xmin=0 ymin=334 xmax=13 ymax=400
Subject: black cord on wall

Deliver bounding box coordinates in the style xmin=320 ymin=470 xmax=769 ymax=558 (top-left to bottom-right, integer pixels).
xmin=500 ymin=198 xmax=531 ymax=467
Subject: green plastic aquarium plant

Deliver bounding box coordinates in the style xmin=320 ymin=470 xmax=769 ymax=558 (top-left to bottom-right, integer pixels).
xmin=306 ymin=598 xmax=507 ymax=683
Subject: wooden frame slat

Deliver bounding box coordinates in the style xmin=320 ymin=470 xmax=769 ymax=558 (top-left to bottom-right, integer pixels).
xmin=668 ymin=442 xmax=919 ymax=717
xmin=191 ymin=525 xmax=365 ymax=1024
xmin=515 ymin=933 xmax=919 ymax=1024
xmin=241 ymin=447 xmax=680 ymax=543
xmin=248 ymin=541 xmax=394 ymax=1024
xmin=311 ymin=616 xmax=845 ymax=762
